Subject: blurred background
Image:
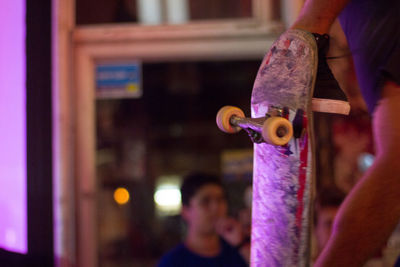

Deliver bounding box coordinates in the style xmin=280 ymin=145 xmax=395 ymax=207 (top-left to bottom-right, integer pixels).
xmin=2 ymin=0 xmax=400 ymax=266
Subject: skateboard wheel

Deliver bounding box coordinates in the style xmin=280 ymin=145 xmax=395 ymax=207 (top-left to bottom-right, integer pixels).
xmin=216 ymin=106 xmax=245 ymax=133
xmin=262 ymin=117 xmax=293 ymax=145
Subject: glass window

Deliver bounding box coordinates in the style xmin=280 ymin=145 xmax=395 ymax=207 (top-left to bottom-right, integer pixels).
xmin=77 ymin=0 xmax=253 ymax=25
xmin=188 ymin=0 xmax=252 ymax=20
xmin=96 ymin=60 xmax=258 ymax=266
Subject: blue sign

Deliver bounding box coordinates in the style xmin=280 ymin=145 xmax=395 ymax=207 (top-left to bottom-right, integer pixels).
xmin=96 ymin=62 xmax=142 ymax=98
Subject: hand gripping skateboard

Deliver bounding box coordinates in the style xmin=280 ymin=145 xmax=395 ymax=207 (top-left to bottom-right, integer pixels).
xmin=216 ymin=29 xmax=317 ymax=267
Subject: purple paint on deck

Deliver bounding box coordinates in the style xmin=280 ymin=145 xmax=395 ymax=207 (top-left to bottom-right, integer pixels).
xmin=250 ymin=29 xmax=317 ymax=266
xmin=0 ymin=0 xmax=27 ymax=254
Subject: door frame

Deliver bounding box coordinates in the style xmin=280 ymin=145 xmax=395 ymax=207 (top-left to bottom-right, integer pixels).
xmin=52 ymin=0 xmax=304 ymax=266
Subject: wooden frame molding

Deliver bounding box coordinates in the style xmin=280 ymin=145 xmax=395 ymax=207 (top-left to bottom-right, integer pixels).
xmin=53 ymin=0 xmax=298 ymax=266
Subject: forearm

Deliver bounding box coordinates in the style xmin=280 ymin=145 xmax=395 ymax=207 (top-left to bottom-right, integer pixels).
xmin=291 ymin=0 xmax=352 ymax=34
xmin=315 ymin=156 xmax=400 ymax=266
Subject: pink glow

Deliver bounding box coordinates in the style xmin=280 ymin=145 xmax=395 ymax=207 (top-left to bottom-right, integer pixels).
xmin=0 ymin=0 xmax=27 ymax=253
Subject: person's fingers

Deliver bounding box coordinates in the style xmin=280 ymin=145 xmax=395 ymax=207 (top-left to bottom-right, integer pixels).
xmin=216 ymin=217 xmax=236 ymax=233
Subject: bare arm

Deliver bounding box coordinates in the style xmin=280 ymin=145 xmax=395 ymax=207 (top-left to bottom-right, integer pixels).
xmin=315 ymin=84 xmax=400 ymax=266
xmin=289 ymin=1 xmax=400 ymax=267
xmin=291 ymin=0 xmax=351 ymax=34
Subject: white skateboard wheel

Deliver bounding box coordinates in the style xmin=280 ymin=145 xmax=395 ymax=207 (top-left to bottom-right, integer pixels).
xmin=262 ymin=117 xmax=293 ymax=145
xmin=216 ymin=106 xmax=245 ymax=133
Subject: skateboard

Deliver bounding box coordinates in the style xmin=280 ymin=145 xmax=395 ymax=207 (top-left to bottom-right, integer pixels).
xmin=216 ymin=29 xmax=317 ymax=266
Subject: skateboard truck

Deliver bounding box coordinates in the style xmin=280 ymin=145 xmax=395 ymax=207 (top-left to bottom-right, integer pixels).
xmin=216 ymin=106 xmax=293 ymax=146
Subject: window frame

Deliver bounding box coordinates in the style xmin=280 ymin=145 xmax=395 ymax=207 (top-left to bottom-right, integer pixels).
xmin=55 ymin=0 xmax=292 ymax=266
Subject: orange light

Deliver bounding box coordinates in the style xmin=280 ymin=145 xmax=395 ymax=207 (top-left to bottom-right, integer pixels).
xmin=114 ymin=187 xmax=130 ymax=205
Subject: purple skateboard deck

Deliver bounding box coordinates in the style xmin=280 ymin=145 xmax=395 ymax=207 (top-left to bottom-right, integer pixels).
xmin=250 ymin=29 xmax=317 ymax=267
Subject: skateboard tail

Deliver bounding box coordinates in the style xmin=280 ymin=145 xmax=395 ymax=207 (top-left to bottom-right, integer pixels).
xmin=250 ymin=113 xmax=315 ymax=267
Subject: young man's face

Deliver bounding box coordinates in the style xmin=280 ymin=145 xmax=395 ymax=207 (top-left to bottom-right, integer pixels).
xmin=182 ymin=184 xmax=228 ymax=235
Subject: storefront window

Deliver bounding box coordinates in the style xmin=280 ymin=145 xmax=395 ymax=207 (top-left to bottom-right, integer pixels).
xmin=95 ymin=60 xmax=258 ymax=266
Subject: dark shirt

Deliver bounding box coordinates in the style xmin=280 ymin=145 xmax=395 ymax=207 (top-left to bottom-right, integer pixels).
xmin=158 ymin=238 xmax=248 ymax=267
xmin=395 ymin=255 xmax=400 ymax=267
xmin=339 ymin=0 xmax=400 ymax=113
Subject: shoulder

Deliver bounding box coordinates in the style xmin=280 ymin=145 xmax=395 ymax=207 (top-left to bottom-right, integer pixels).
xmin=158 ymin=243 xmax=187 ymax=267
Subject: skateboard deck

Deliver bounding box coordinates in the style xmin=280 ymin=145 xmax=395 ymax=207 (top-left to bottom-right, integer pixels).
xmin=250 ymin=29 xmax=317 ymax=266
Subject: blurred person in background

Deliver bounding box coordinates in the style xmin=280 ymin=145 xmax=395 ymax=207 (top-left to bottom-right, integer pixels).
xmin=158 ymin=172 xmax=249 ymax=267
xmin=313 ymin=187 xmax=346 ymax=259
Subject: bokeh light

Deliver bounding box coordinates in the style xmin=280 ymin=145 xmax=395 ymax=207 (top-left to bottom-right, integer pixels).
xmin=114 ymin=187 xmax=130 ymax=205
xmin=154 ymin=183 xmax=181 ymax=215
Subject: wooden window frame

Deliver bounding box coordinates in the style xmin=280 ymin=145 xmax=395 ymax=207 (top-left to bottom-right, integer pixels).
xmin=52 ymin=0 xmax=303 ymax=266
